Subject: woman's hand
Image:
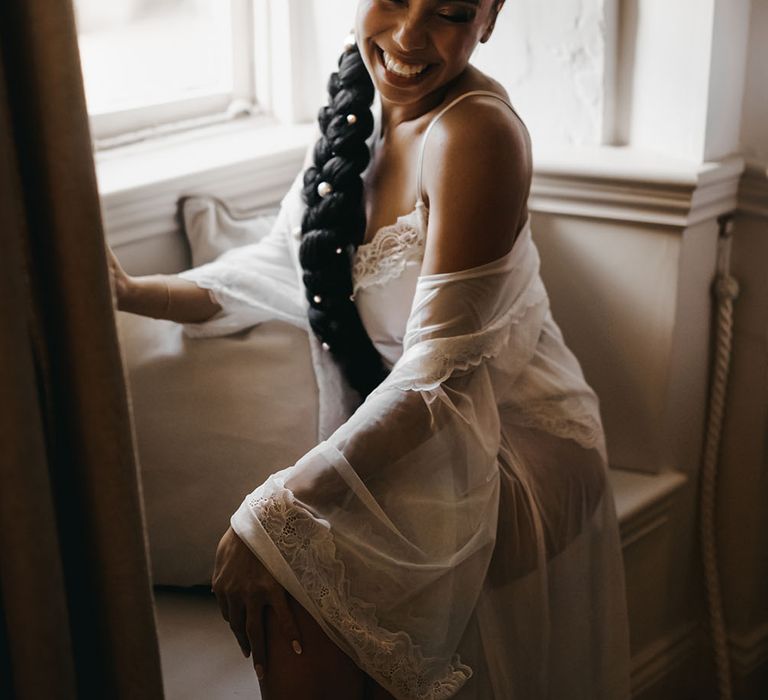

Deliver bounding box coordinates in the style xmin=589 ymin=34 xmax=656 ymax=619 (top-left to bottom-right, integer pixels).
xmin=212 ymin=527 xmax=304 ymax=680
xmin=107 ymin=246 xmax=133 ymax=310
xmin=106 ymin=247 xmax=220 ymax=321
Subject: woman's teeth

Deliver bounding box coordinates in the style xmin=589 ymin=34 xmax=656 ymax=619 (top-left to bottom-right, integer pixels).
xmin=382 ymin=50 xmax=428 ymax=78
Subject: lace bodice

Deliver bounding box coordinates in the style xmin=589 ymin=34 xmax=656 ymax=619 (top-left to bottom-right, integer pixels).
xmin=351 ymin=202 xmax=428 ymax=368
xmin=352 ymin=205 xmax=427 ymax=293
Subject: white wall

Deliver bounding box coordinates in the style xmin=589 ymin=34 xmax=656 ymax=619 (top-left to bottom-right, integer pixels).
xmin=740 ymin=0 xmax=768 ymax=164
xmin=295 ymin=0 xmax=358 ymax=121
xmin=615 ymin=0 xmax=718 ymax=161
xmin=466 ymin=0 xmax=616 ymax=150
xmin=704 ymin=0 xmax=751 ymax=161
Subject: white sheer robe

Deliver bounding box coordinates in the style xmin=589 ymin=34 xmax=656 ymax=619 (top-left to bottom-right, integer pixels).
xmin=179 ymin=170 xmax=631 ymax=698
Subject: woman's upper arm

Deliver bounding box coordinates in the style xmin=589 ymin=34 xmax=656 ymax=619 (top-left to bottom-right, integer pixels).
xmin=419 ymin=98 xmax=532 ymax=276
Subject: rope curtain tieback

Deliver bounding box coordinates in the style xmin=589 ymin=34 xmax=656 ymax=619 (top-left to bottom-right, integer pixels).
xmin=699 ymin=214 xmax=739 ymax=700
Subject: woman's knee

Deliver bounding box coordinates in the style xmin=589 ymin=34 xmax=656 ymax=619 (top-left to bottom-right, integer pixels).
xmin=260 ymin=595 xmax=367 ymax=700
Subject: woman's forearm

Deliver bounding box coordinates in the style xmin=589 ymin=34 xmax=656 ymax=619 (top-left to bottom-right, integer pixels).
xmin=120 ymin=274 xmax=222 ymax=323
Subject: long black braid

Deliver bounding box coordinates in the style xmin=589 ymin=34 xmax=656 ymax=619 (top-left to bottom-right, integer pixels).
xmin=300 ymin=43 xmax=388 ymax=398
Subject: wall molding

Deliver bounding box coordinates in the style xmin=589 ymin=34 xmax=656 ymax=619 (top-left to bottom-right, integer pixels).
xmin=99 ymin=120 xmax=311 ymax=250
xmin=104 ymin=137 xmax=753 ymax=254
xmin=630 ymin=622 xmax=700 ymax=697
xmin=530 ymin=147 xmax=745 ymax=228
xmin=729 ymin=622 xmax=768 ymax=677
xmin=738 ymin=161 xmax=768 ymax=219
xmin=608 ymin=469 xmax=688 ymax=549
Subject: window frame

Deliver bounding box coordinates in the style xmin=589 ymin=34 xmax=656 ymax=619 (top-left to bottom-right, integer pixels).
xmin=83 ymin=0 xmax=261 ymax=145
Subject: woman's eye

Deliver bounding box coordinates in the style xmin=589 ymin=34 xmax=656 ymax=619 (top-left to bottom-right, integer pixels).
xmin=438 ymin=12 xmax=474 ymax=23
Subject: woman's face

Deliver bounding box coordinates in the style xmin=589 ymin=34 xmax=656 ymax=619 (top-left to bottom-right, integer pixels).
xmin=355 ymin=0 xmax=502 ymax=107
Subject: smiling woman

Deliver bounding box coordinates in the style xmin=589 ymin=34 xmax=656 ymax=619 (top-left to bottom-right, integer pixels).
xmin=358 ymin=0 xmax=497 ymax=110
xmin=112 ymin=0 xmax=631 ymax=697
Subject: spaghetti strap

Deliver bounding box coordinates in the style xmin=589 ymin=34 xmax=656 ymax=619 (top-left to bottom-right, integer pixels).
xmin=415 ymin=90 xmax=522 ymax=206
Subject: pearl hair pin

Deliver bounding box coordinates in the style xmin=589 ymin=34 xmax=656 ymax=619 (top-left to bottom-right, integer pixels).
xmin=317 ymin=181 xmax=333 ymax=198
xmin=313 ymin=294 xmax=322 ymax=304
xmin=322 ymin=342 xmax=331 ymax=351
xmin=335 ymin=247 xmax=343 ymax=254
xmin=346 ymin=113 xmax=358 ymax=125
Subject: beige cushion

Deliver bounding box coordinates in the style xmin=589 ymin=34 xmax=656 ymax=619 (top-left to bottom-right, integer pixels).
xmin=118 ymin=199 xmax=317 ymax=585
xmin=119 ymin=313 xmax=318 ymax=586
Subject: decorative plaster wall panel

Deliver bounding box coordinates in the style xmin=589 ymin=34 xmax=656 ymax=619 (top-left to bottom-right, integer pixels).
xmin=473 ymin=0 xmax=615 ymax=149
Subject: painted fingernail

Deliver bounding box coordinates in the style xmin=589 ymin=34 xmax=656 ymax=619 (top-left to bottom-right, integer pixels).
xmin=292 ymin=639 xmax=303 ymax=655
xmin=255 ymin=664 xmax=265 ymax=680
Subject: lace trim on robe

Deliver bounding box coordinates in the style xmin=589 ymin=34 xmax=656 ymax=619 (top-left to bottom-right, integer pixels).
xmin=387 ymin=286 xmax=550 ymax=394
xmin=246 ymin=474 xmax=473 ymax=700
xmin=512 ymin=408 xmax=604 ymax=451
xmin=352 ymin=210 xmax=426 ymax=294
xmin=385 ymin=284 xmax=605 ymax=453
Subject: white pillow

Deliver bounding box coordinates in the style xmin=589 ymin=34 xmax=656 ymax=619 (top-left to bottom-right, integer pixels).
xmin=119 ymin=199 xmax=317 ymax=586
xmin=179 ymin=195 xmax=278 ymax=267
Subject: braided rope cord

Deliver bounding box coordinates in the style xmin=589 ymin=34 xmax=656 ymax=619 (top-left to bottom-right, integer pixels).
xmin=699 ymin=217 xmax=738 ymax=700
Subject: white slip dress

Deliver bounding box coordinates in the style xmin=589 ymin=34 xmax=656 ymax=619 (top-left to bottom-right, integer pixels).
xmin=179 ymin=90 xmax=631 ymax=700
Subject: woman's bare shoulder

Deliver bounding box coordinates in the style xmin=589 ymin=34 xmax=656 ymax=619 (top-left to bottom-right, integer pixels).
xmin=422 ymin=79 xmax=532 ymax=209
xmin=425 ymin=67 xmax=529 ymax=185
xmin=418 ymin=76 xmax=531 ymax=276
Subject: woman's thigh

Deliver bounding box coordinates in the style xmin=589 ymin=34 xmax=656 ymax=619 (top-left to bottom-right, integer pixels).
xmin=260 ymin=594 xmax=395 ymax=700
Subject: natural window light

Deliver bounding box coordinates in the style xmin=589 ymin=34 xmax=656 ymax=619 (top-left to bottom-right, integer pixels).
xmin=73 ymin=0 xmax=258 ymax=144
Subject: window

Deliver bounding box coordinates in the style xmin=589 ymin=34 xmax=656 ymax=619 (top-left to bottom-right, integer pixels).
xmin=74 ymin=0 xmax=261 ymax=146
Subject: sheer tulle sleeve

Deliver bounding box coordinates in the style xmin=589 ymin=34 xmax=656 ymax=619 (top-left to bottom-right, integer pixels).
xmin=230 ymin=239 xmax=550 ymax=699
xmin=177 ymin=174 xmax=308 ymax=338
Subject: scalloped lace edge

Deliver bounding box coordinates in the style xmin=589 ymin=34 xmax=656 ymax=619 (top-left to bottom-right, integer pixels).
xmin=511 ymin=409 xmax=604 ymax=451
xmin=246 ymin=477 xmax=473 ymax=699
xmin=381 ymin=290 xmax=549 ymax=394
xmin=352 ymin=214 xmax=426 ymax=294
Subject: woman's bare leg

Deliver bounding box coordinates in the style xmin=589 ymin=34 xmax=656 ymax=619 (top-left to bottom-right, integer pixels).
xmin=260 ymin=593 xmax=395 ymax=700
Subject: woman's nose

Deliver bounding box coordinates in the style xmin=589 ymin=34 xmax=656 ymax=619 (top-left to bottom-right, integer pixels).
xmin=392 ymin=15 xmax=427 ymax=52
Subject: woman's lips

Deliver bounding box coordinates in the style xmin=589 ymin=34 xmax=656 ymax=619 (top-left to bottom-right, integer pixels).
xmin=376 ymin=46 xmax=433 ymax=85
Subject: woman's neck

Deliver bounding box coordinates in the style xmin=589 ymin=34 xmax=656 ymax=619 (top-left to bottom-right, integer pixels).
xmin=378 ymin=66 xmax=478 ymax=137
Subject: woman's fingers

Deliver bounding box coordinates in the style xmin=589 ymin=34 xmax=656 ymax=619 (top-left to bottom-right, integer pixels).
xmin=226 ymin=599 xmax=252 ymax=659
xmin=212 ymin=529 xmax=304 ymax=675
xmin=270 ymin=589 xmax=304 ymax=656
xmin=214 ymin=589 xmax=229 ymax=622
xmin=246 ymin=600 xmax=267 ymax=680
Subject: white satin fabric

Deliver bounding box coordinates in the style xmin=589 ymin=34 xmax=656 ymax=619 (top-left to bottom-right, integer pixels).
xmin=352 ymin=203 xmax=427 ymax=368
xmin=178 ymin=104 xmax=631 ymax=699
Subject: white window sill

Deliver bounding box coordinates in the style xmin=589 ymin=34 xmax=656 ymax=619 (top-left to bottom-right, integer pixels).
xmin=98 ymin=116 xmax=315 ymax=249
xmin=99 ymin=113 xmax=748 ymax=250
xmin=96 ymin=115 xmax=315 ymax=196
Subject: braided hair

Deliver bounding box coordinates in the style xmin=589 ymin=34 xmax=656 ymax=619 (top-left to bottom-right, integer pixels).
xmin=300 ymin=43 xmax=388 ymax=398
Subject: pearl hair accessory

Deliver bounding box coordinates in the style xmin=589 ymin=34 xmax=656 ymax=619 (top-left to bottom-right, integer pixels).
xmin=335 ymin=247 xmax=343 ymax=254
xmin=313 ymin=294 xmax=322 ymax=304
xmin=322 ymin=342 xmax=331 ymax=351
xmin=317 ymin=181 xmax=333 ymax=198
xmin=346 ymin=113 xmax=358 ymax=125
